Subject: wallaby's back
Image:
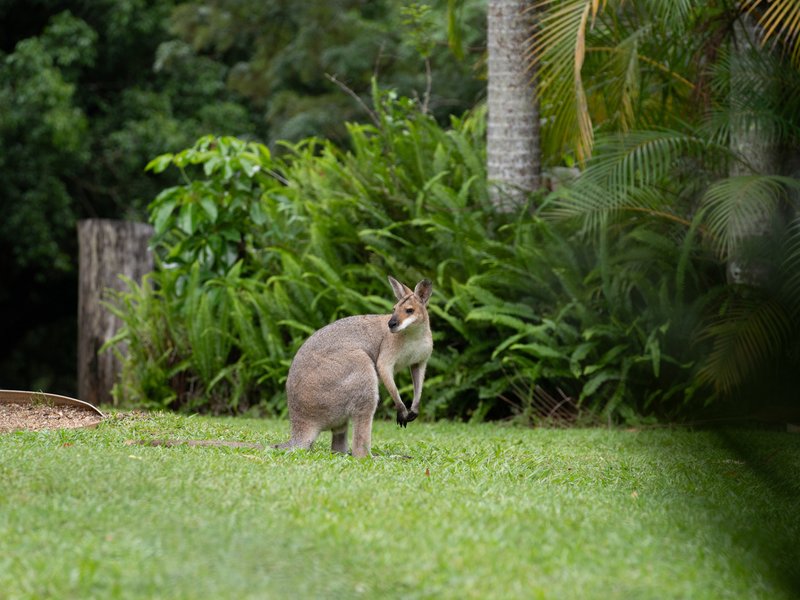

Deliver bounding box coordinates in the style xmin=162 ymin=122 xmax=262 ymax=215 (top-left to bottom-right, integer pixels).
xmin=287 ymin=314 xmax=387 ymax=370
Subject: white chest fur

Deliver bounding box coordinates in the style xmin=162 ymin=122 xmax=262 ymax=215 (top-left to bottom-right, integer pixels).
xmin=390 ymin=331 xmax=432 ymax=372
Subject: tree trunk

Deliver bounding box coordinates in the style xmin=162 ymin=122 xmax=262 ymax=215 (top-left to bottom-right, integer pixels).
xmin=727 ymin=13 xmax=779 ymax=284
xmin=487 ymin=0 xmax=541 ymax=211
xmin=77 ymin=219 xmax=153 ymax=405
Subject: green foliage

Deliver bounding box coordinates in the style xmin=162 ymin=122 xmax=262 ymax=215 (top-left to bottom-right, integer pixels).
xmin=166 ymin=0 xmax=486 ymax=142
xmin=111 ymin=91 xmax=715 ymax=422
xmin=145 ymin=136 xmax=276 ymax=276
xmin=694 ymin=215 xmax=800 ymax=400
xmin=532 ymin=0 xmax=736 ymax=164
xmin=111 ymin=91 xmax=493 ymax=414
xmin=0 ymin=0 xmax=485 ymax=395
xmin=533 ymin=0 xmax=800 ymax=413
xmin=400 ymin=2 xmax=437 ymax=59
xmin=0 ymin=0 xmax=245 ymax=393
xmin=0 ymin=9 xmax=100 ymax=392
xmin=0 ymin=12 xmax=90 ymax=272
xmin=543 ymin=94 xmax=800 ymax=406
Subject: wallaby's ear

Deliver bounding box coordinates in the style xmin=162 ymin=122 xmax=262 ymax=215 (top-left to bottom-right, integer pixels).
xmin=414 ymin=279 xmax=433 ymax=305
xmin=388 ymin=276 xmax=413 ymax=301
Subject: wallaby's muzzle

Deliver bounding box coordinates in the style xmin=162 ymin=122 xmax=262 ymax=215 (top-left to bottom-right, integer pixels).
xmin=388 ymin=317 xmax=398 ymax=331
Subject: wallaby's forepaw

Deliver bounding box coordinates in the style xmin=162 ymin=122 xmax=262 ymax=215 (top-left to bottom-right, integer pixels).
xmin=396 ymin=410 xmax=408 ymax=428
xmin=397 ymin=409 xmax=418 ymax=428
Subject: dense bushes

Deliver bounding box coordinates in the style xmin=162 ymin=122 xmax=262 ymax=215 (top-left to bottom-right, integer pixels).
xmin=109 ymin=91 xmax=726 ymax=423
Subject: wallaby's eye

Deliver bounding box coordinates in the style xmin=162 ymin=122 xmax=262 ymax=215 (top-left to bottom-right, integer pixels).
xmin=405 ymin=308 xmax=414 ymax=314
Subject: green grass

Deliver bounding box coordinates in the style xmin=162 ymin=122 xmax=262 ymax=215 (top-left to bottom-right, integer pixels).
xmin=1 ymin=413 xmax=799 ymax=599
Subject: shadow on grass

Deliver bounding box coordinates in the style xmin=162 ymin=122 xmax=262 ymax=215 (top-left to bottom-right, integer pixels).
xmin=715 ymin=430 xmax=800 ymax=597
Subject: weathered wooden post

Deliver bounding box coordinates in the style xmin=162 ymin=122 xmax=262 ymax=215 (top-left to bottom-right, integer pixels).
xmin=77 ymin=219 xmax=154 ymax=405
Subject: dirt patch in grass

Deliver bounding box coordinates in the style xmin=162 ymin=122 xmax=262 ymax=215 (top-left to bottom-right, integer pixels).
xmin=0 ymin=402 xmax=103 ymax=433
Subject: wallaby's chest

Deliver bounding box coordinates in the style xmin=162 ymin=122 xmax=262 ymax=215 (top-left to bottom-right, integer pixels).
xmin=385 ymin=332 xmax=432 ymax=371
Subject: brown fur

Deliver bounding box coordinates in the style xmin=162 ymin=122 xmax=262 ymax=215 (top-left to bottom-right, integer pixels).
xmin=275 ymin=276 xmax=433 ymax=458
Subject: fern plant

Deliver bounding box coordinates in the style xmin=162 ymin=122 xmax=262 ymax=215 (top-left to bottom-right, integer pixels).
xmin=109 ymin=83 xmax=780 ymax=422
xmin=109 ymin=91 xmax=500 ymax=415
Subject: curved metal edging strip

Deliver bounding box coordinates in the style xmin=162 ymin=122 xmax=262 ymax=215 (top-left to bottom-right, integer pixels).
xmin=0 ymin=390 xmax=105 ymax=419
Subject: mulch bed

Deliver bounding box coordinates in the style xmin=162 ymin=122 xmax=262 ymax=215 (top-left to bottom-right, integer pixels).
xmin=0 ymin=402 xmax=103 ymax=433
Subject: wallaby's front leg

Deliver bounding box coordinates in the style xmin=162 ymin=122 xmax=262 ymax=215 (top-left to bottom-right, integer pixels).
xmin=377 ymin=360 xmax=409 ymax=427
xmin=408 ymin=362 xmax=427 ymax=421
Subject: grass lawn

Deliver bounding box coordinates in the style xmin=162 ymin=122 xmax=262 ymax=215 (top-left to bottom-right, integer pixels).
xmin=1 ymin=413 xmax=798 ymax=599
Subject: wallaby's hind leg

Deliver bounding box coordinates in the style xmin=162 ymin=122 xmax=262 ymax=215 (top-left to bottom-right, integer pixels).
xmin=351 ymin=412 xmax=375 ymax=458
xmin=348 ymin=357 xmax=380 ymax=458
xmin=351 ymin=376 xmax=379 ymax=458
xmin=331 ymin=422 xmax=348 ymax=454
xmin=274 ymin=420 xmax=320 ymax=451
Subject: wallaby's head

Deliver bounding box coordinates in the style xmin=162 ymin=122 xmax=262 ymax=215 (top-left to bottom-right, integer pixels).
xmin=387 ymin=276 xmax=432 ymax=333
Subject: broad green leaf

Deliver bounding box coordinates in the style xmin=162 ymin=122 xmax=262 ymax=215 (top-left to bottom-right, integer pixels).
xmin=178 ymin=203 xmax=198 ymax=235
xmin=250 ymin=201 xmax=267 ymax=225
xmin=199 ymin=197 xmax=218 ymax=222
xmin=203 ymin=156 xmax=223 ymax=177
xmin=145 ymin=153 xmax=174 ymax=173
xmin=239 ymin=156 xmax=260 ymax=177
xmin=153 ymin=197 xmax=178 ymax=235
xmin=569 ymin=342 xmax=596 ymax=377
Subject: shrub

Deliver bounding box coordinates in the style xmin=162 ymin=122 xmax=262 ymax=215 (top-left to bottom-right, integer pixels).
xmin=109 ymin=89 xmax=714 ymax=422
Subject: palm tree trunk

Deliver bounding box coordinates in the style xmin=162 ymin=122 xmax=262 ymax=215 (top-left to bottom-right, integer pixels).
xmin=727 ymin=13 xmax=779 ymax=284
xmin=487 ymin=0 xmax=541 ymax=211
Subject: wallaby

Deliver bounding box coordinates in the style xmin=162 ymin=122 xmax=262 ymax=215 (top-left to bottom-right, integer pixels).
xmin=275 ymin=276 xmax=433 ymax=458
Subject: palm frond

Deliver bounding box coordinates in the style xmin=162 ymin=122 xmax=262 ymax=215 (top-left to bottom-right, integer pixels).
xmin=531 ymin=0 xmax=715 ymax=164
xmin=701 ymin=175 xmax=800 ymax=259
xmin=697 ymin=294 xmax=792 ymax=394
xmin=531 ymin=0 xmax=600 ymax=163
xmin=781 ymin=216 xmax=800 ymax=317
xmin=613 ymin=28 xmax=643 ymax=132
xmin=709 ymin=48 xmax=795 ymax=156
xmin=545 ymin=128 xmax=726 ymax=232
xmin=744 ymin=0 xmax=800 ymax=68
xmin=640 ymin=0 xmax=695 ymax=27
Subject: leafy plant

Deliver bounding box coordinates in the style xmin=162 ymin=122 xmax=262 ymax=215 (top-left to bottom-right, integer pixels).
xmin=111 ymin=86 xmax=769 ymax=422
xmin=110 ymin=89 xmax=498 ymax=414
xmin=529 ymin=0 xmax=800 ymax=417
xmin=145 ymin=136 xmax=280 ymax=278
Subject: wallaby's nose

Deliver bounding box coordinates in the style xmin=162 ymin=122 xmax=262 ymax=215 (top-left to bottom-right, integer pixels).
xmin=388 ymin=317 xmax=397 ymax=330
